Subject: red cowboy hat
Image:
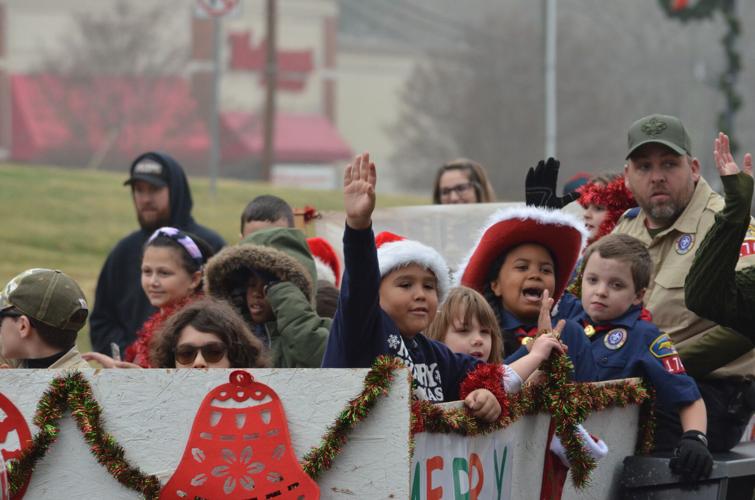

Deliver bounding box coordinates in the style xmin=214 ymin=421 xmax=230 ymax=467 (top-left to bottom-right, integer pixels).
xmin=456 ymin=206 xmax=588 ymax=302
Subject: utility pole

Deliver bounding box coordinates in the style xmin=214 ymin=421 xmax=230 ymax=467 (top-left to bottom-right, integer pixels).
xmin=261 ymin=0 xmax=277 ymax=181
xmin=209 ymin=14 xmax=221 ymax=196
xmin=544 ymin=0 xmax=557 ymax=159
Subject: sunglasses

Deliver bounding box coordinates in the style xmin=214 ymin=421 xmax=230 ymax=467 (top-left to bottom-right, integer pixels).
xmin=174 ymin=342 xmax=228 ymax=365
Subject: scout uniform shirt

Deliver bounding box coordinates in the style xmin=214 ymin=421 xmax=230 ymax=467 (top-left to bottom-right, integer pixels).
xmin=574 ymin=304 xmax=701 ymax=410
xmin=613 ymin=177 xmax=755 ymax=379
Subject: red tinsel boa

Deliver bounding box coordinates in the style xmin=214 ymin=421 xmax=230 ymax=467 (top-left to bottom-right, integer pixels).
xmin=577 ymin=176 xmax=637 ymax=243
xmin=124 ymin=294 xmax=200 ymax=368
xmin=459 ymin=363 xmax=510 ymax=420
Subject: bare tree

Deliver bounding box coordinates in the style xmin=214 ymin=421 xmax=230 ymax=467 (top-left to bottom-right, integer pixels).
xmin=390 ymin=0 xmax=730 ymax=200
xmin=32 ymin=1 xmax=194 ymax=169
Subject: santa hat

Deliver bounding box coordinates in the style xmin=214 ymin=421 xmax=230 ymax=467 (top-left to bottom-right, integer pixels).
xmin=577 ymin=175 xmax=637 ymax=244
xmin=376 ymin=231 xmax=450 ymax=301
xmin=550 ymin=424 xmax=609 ymax=468
xmin=307 ymin=237 xmax=341 ymax=287
xmin=455 ymin=206 xmax=589 ymax=303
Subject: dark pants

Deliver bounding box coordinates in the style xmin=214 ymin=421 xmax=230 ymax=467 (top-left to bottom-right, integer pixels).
xmin=654 ymin=378 xmax=754 ymax=453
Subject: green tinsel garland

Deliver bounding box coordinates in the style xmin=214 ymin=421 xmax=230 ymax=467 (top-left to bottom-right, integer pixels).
xmin=299 ymin=355 xmax=408 ymax=479
xmin=6 ymin=371 xmax=161 ymax=499
xmin=5 ymin=356 xmax=652 ymax=493
xmin=410 ymin=354 xmax=650 ymax=489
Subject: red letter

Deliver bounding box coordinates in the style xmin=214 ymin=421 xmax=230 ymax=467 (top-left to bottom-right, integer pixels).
xmin=427 ymin=456 xmax=444 ymax=500
xmin=469 ymin=453 xmax=484 ymax=500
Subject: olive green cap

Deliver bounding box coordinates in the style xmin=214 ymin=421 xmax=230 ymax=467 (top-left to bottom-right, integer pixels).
xmin=626 ymin=114 xmax=691 ymax=159
xmin=0 ymin=268 xmax=88 ymax=332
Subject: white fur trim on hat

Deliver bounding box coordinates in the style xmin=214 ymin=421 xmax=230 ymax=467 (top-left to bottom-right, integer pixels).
xmin=550 ymin=424 xmax=608 ymax=468
xmin=313 ymin=256 xmax=337 ymax=286
xmin=454 ymin=205 xmax=590 ymax=286
xmin=378 ymin=239 xmax=450 ymax=300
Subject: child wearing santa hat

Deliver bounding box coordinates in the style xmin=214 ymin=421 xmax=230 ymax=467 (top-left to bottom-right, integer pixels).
xmin=455 ymin=205 xmax=597 ymax=382
xmin=322 ymin=154 xmax=567 ymax=422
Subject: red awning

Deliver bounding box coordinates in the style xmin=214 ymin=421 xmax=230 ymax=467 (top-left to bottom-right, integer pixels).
xmin=11 ymin=73 xmax=351 ymax=166
xmin=221 ymin=111 xmax=352 ymax=163
xmin=11 ymin=74 xmax=208 ymax=162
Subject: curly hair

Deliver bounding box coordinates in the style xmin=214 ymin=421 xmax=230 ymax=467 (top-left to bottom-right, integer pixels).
xmin=149 ymin=298 xmax=270 ymax=368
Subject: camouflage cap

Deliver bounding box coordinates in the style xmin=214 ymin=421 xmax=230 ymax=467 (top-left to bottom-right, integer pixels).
xmin=626 ymin=114 xmax=691 ymax=159
xmin=0 ymin=269 xmax=88 ymax=332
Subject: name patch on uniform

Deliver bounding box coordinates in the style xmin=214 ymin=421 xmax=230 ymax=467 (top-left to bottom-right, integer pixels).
xmin=675 ymin=234 xmax=694 ymax=255
xmin=740 ymin=224 xmax=755 ymax=257
xmin=603 ymin=328 xmax=627 ymax=350
xmin=649 ymin=333 xmax=686 ymax=374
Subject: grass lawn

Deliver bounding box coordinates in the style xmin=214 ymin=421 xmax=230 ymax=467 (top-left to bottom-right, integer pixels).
xmin=0 ymin=162 xmax=427 ymax=353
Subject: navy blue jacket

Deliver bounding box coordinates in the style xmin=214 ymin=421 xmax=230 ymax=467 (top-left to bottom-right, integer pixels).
xmin=501 ymin=308 xmax=597 ymax=382
xmin=89 ymin=152 xmax=225 ymax=354
xmin=322 ymin=225 xmax=480 ymax=402
xmin=572 ymin=304 xmax=701 ymax=410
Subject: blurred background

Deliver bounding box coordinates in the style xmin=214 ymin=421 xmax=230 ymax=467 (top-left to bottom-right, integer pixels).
xmin=2 ymin=0 xmax=754 ymax=199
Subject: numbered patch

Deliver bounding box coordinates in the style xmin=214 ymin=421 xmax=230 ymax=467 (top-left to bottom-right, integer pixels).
xmin=649 ymin=333 xmax=686 ymax=374
xmin=675 ymin=234 xmax=694 ymax=255
xmin=603 ymin=328 xmax=627 ymax=350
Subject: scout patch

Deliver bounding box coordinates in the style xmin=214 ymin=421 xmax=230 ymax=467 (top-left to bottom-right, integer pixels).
xmin=649 ymin=333 xmax=686 ymax=374
xmin=603 ymin=328 xmax=627 ymax=350
xmin=675 ymin=234 xmax=694 ymax=255
xmin=740 ymin=224 xmax=755 ymax=257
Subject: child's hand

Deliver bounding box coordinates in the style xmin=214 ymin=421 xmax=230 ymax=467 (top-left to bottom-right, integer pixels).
xmin=82 ymin=352 xmax=142 ymax=369
xmin=530 ymin=324 xmax=567 ymax=362
xmin=344 ymin=153 xmax=377 ymax=230
xmin=464 ymin=388 xmax=501 ymax=423
xmin=537 ymin=289 xmax=555 ymax=332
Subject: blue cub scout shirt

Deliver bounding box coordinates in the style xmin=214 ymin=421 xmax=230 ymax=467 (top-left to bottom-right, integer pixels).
xmin=574 ymin=304 xmax=701 ymax=410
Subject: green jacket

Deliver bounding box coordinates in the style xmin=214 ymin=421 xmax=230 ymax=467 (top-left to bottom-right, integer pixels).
xmin=205 ymin=228 xmax=330 ymax=368
xmin=681 ymin=173 xmax=755 ymax=377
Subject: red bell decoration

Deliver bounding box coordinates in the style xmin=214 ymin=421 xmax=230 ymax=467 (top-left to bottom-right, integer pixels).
xmin=161 ymin=371 xmax=319 ymax=499
xmin=0 ymin=393 xmax=32 ymax=500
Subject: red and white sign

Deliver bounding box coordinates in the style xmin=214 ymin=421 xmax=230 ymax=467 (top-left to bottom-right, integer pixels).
xmin=195 ymin=0 xmax=241 ymax=19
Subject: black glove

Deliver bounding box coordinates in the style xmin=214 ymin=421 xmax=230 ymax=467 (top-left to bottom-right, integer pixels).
xmin=525 ymin=157 xmax=580 ymax=209
xmin=669 ymin=430 xmax=713 ymax=482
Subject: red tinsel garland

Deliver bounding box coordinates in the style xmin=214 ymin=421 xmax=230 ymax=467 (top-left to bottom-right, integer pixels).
xmin=577 ymin=176 xmax=637 ymax=244
xmin=459 ymin=362 xmax=510 ymax=419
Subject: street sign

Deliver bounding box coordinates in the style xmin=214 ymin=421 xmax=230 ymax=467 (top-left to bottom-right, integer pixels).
xmin=195 ymin=0 xmax=241 ymax=19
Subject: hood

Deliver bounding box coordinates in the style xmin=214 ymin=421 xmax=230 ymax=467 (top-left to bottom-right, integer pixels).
xmin=129 ymin=151 xmax=195 ymax=229
xmin=205 ymin=228 xmax=316 ymax=304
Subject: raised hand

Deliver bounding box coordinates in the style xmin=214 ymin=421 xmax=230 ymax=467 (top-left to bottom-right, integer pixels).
xmin=525 ymin=157 xmax=580 ymax=209
xmin=344 ymin=153 xmax=377 ymax=230
xmin=714 ymin=132 xmax=752 ymax=178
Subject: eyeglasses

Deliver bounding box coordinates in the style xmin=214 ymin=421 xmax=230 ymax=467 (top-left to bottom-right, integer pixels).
xmin=440 ymin=181 xmax=476 ymax=199
xmin=174 ymin=342 xmax=228 ymax=365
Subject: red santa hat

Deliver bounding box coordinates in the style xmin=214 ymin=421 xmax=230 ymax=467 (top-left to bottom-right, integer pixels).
xmin=455 ymin=206 xmax=588 ymax=302
xmin=376 ymin=231 xmax=450 ymax=301
xmin=307 ymin=237 xmax=341 ymax=287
